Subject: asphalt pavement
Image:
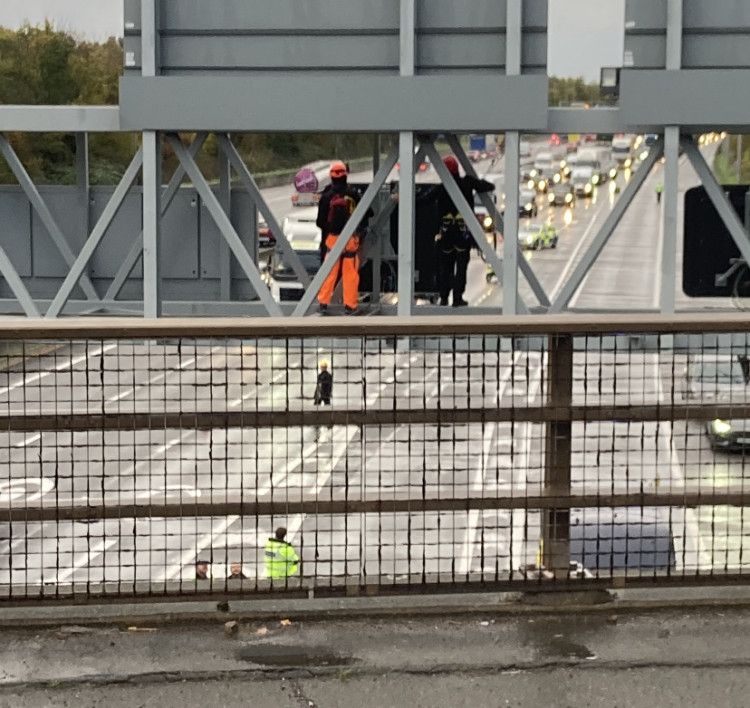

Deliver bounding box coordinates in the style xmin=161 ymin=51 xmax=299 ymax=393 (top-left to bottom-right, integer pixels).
xmin=2 ymin=603 xmax=750 ymax=706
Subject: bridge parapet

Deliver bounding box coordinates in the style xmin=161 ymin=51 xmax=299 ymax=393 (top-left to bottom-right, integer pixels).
xmin=0 ymin=313 xmax=748 ymax=605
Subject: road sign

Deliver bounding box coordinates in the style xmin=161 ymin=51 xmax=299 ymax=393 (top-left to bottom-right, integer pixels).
xmin=683 ymin=185 xmax=750 ymax=297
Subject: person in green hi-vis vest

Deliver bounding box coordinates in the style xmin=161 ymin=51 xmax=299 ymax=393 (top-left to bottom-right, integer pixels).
xmin=264 ymin=527 xmax=300 ymax=579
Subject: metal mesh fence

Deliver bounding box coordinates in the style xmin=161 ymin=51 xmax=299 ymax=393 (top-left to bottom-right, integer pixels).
xmin=0 ymin=317 xmax=750 ymax=602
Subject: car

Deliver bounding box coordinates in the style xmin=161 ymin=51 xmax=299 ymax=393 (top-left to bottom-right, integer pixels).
xmin=520 ymin=141 xmax=532 ymax=158
xmin=518 ymin=222 xmax=558 ymax=250
xmin=258 ymin=215 xmax=276 ymax=249
xmin=571 ymin=166 xmax=595 ymax=197
xmin=473 ymin=192 xmax=498 ymax=233
xmin=683 ymin=355 xmax=749 ymax=400
xmin=570 ymin=507 xmax=676 ymax=573
xmin=519 ymin=188 xmax=538 ymax=217
xmin=547 ymin=183 xmax=575 ymax=207
xmin=683 ymin=355 xmax=750 ymax=450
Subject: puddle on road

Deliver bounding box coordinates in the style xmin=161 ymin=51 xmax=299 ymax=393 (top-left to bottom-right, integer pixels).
xmin=237 ymin=645 xmax=355 ymax=667
xmin=543 ymin=638 xmax=596 ymax=660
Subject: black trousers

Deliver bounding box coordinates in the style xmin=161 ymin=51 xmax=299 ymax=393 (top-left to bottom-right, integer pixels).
xmin=437 ymin=247 xmax=470 ymax=301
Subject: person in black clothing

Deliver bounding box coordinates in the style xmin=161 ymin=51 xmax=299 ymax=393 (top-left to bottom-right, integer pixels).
xmin=427 ymin=156 xmax=496 ymax=307
xmin=314 ymin=361 xmax=333 ymax=405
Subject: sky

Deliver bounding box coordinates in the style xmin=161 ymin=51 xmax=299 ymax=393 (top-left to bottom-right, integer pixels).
xmin=0 ymin=0 xmax=624 ymax=81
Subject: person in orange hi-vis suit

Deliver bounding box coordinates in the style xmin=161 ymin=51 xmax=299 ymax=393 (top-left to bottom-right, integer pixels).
xmin=316 ymin=161 xmax=372 ymax=315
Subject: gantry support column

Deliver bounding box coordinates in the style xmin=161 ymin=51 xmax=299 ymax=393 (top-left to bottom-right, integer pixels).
xmin=503 ymin=0 xmax=522 ymax=315
xmin=141 ymin=0 xmax=162 ymax=317
xmin=660 ymin=0 xmax=683 ymax=313
xmin=397 ymin=0 xmax=416 ymax=316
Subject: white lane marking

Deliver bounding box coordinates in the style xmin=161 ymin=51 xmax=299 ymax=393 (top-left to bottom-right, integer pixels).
xmin=0 ymin=343 xmax=118 ymax=397
xmin=14 ymin=434 xmax=41 ymax=448
xmin=511 ymin=355 xmax=544 ymax=570
xmin=107 ymin=346 xmax=224 ymax=403
xmin=552 ymin=200 xmax=606 ymax=305
xmin=0 ymin=477 xmax=54 ymax=503
xmin=458 ymin=422 xmax=496 ymax=575
xmin=653 ymin=354 xmax=711 ymax=571
xmin=51 ymin=539 xmax=119 ymax=584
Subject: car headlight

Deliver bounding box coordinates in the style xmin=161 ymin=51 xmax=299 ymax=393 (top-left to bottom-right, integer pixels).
xmin=712 ymin=419 xmax=732 ymax=436
xmin=548 ymin=193 xmax=555 ymax=203
xmin=483 ymin=216 xmax=493 ymax=229
xmin=609 ymin=168 xmax=617 ymax=179
xmin=565 ymin=193 xmax=573 ymax=203
xmin=584 ymin=183 xmax=592 ymax=193
xmin=527 ymin=179 xmax=535 ymax=190
xmin=592 ymin=175 xmax=600 ymax=185
xmin=538 ymin=180 xmax=546 ymax=190
xmin=530 ymin=169 xmax=538 ymax=178
xmin=640 ymin=150 xmax=649 ymax=161
xmin=624 ymin=158 xmax=632 ymax=167
xmin=524 ymin=202 xmax=533 ymax=211
xmin=553 ymin=173 xmax=561 ymax=183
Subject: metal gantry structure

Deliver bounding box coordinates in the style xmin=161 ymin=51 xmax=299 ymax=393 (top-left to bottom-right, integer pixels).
xmin=0 ymin=0 xmax=749 ymax=317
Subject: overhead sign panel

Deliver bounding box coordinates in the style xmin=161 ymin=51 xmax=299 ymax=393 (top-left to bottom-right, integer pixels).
xmin=625 ymin=0 xmax=750 ymax=69
xmin=123 ymin=0 xmax=547 ymax=76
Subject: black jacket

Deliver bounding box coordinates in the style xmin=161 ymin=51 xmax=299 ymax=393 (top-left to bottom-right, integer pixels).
xmin=316 ymin=182 xmax=372 ymax=240
xmin=316 ymin=370 xmax=333 ymax=400
xmin=425 ymin=174 xmax=496 ymax=221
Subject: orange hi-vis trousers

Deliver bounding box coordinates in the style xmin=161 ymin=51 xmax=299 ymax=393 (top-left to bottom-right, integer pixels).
xmin=317 ymin=234 xmax=360 ymax=309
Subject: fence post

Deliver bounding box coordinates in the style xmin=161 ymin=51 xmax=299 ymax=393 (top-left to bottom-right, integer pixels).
xmin=542 ymin=334 xmax=573 ymax=578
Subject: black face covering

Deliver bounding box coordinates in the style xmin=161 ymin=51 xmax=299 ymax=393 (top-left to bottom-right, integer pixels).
xmin=331 ymin=176 xmax=348 ymax=192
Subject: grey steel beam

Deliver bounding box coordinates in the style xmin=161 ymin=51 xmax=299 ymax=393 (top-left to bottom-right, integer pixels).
xmin=166 ymin=134 xmax=283 ymax=316
xmin=661 ymin=127 xmax=680 ymax=313
xmin=218 ymin=136 xmax=310 ymax=288
xmin=46 ymin=149 xmax=144 ymax=318
xmin=218 ymin=142 xmax=232 ymax=302
xmin=504 ymin=0 xmax=522 ymax=316
xmin=0 ymin=135 xmax=100 ymax=302
xmin=292 ymin=149 xmax=398 ymax=317
xmin=503 ymin=132 xmax=522 ymax=315
xmin=104 ymin=133 xmax=208 ymax=302
xmin=119 ymin=76 xmax=550 ymax=133
xmin=550 ymin=139 xmax=665 ymax=313
xmin=142 ymin=131 xmax=162 ymax=317
xmin=666 ymin=0 xmax=683 ymax=71
xmin=397 ymin=133 xmax=415 ymax=315
xmin=620 ymin=70 xmax=750 ymax=128
xmin=399 ymin=0 xmax=416 ymax=78
xmin=75 ymin=132 xmax=90 ymax=252
xmin=397 ymin=0 xmax=416 ymax=316
xmin=506 ymin=0 xmax=522 ymax=76
xmin=422 ymin=142 xmax=529 ymax=315
xmin=660 ymin=0 xmax=682 ymax=313
xmin=682 ymin=137 xmax=750 ymax=268
xmin=447 ymin=134 xmax=551 ymax=308
xmin=0 ymin=249 xmax=40 ymax=317
xmin=0 ymin=106 xmax=121 ymax=132
xmin=140 ymin=0 xmax=159 ymax=78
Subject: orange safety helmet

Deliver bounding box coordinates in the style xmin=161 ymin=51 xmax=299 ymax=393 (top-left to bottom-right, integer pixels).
xmin=330 ymin=161 xmax=348 ymax=178
xmin=443 ymin=156 xmax=460 ymax=176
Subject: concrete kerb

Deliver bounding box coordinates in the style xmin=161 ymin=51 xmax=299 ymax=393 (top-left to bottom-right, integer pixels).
xmin=3 ymin=586 xmax=750 ymax=630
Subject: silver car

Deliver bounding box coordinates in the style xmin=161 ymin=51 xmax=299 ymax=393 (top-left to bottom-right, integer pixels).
xmin=684 ymin=356 xmax=750 ymax=450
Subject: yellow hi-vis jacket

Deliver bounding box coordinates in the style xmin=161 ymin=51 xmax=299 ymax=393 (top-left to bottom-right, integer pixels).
xmin=264 ymin=538 xmax=300 ymax=579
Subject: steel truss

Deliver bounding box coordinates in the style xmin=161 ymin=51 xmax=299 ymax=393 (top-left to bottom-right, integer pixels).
xmin=0 ymin=0 xmax=749 ymax=317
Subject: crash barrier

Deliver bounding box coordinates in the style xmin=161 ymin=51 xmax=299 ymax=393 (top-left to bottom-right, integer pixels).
xmin=1 ymin=314 xmax=750 ymax=604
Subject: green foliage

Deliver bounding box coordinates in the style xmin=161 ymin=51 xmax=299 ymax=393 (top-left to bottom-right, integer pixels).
xmin=548 ymin=77 xmax=601 ymax=107
xmin=0 ymin=23 xmax=391 ymax=184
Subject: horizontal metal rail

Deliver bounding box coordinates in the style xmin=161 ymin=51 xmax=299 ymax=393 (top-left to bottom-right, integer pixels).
xmin=8 ymin=487 xmax=750 ymax=524
xmin=0 ymin=312 xmax=749 ymax=339
xmin=0 ymin=404 xmax=744 ymax=433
